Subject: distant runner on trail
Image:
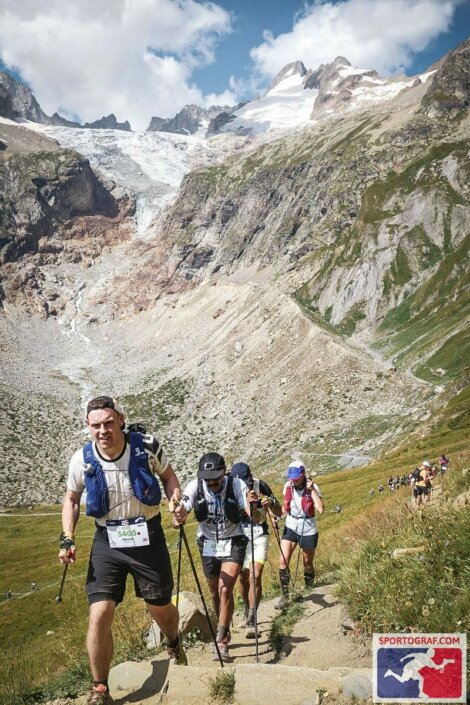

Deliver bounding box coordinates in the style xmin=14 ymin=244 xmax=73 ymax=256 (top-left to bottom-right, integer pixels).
xmin=230 ymin=461 xmax=282 ymax=638
xmin=176 ymin=453 xmax=250 ymax=662
xmin=412 ymin=461 xmax=432 ymax=508
xmin=439 ymin=453 xmax=450 ymax=476
xmin=59 ymin=396 xmax=186 ymax=705
xmin=275 ymin=462 xmax=324 ymax=609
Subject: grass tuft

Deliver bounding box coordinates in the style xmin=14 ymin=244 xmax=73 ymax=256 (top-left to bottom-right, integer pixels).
xmin=269 ymin=599 xmax=304 ymax=656
xmin=205 ymin=668 xmax=236 ymax=703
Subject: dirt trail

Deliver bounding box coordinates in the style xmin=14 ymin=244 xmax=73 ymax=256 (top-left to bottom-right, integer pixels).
xmin=156 ymin=583 xmax=369 ymax=672
xmin=68 ymin=585 xmax=371 ymax=705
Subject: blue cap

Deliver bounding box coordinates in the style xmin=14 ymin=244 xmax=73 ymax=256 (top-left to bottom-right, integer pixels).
xmin=230 ymin=461 xmax=252 ymax=482
xmin=287 ymin=463 xmax=305 ymax=479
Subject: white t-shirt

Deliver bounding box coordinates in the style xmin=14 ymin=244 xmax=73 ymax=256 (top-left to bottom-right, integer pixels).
xmin=67 ymin=432 xmax=169 ymax=527
xmin=182 ymin=476 xmax=248 ymax=540
xmin=283 ymin=481 xmax=322 ymax=536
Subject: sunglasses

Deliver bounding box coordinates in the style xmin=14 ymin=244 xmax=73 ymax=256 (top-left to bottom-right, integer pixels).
xmin=206 ymin=475 xmax=224 ymax=487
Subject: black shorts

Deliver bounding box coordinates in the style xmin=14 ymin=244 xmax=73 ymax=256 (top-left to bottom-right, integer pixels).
xmin=282 ymin=526 xmax=319 ymax=551
xmin=86 ymin=514 xmax=173 ymax=606
xmin=197 ymin=535 xmax=248 ymax=580
xmin=415 ymin=485 xmax=429 ymax=496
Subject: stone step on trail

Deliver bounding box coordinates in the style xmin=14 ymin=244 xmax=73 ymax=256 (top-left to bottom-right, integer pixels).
xmin=104 ymin=659 xmax=372 ymax=705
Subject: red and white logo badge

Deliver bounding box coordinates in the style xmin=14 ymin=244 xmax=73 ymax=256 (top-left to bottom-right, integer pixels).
xmin=373 ymin=633 xmax=466 ymax=702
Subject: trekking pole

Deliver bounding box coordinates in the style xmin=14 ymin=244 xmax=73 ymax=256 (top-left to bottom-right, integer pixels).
xmin=179 ymin=524 xmax=225 ymax=668
xmin=249 ymin=503 xmax=259 ymax=663
xmin=175 ymin=526 xmax=183 ymax=612
xmin=55 ymin=563 xmax=68 ymax=604
xmin=267 ymin=510 xmax=292 ymax=586
xmin=292 ymin=516 xmax=306 ymax=597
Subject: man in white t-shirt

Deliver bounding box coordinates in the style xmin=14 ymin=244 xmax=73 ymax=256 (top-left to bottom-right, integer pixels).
xmin=175 ymin=452 xmax=250 ymax=662
xmin=58 ymin=396 xmax=186 ymax=705
xmin=275 ymin=461 xmax=324 ymax=609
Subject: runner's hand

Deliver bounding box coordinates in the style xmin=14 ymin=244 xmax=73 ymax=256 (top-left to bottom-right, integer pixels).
xmin=172 ymin=502 xmax=188 ymax=525
xmin=58 ymin=533 xmax=76 ymax=564
xmin=247 ymin=489 xmax=258 ymax=504
xmin=260 ymin=495 xmax=272 ymax=508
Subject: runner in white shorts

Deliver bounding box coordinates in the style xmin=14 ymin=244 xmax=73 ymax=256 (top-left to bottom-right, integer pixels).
xmin=230 ymin=462 xmax=282 ymax=638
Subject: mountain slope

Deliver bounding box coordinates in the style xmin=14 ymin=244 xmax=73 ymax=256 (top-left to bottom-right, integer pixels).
xmin=0 ymin=41 xmax=468 ymax=506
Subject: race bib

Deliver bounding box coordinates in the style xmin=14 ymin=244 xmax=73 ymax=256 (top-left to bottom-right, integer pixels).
xmin=242 ymin=524 xmax=264 ymax=540
xmin=202 ymin=539 xmax=232 ymax=558
xmin=106 ymin=516 xmax=149 ymax=548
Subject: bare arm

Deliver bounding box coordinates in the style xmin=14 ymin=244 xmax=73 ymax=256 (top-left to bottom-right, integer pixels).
xmin=311 ymin=487 xmax=324 ymax=514
xmin=59 ymin=489 xmax=81 ymax=563
xmin=160 ymin=464 xmax=181 ymax=506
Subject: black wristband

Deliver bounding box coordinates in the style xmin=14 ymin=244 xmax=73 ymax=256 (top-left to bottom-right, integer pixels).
xmin=59 ymin=532 xmax=75 ymax=551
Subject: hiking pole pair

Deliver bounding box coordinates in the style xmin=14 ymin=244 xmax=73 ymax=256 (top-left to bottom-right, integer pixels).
xmin=177 ymin=524 xmax=225 ymax=668
xmin=249 ymin=503 xmax=260 ymax=663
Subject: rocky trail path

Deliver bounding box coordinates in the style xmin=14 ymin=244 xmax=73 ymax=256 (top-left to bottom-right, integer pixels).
xmin=71 ymin=585 xmax=372 ymax=705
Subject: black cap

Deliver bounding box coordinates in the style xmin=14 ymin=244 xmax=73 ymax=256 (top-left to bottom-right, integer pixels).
xmin=198 ymin=452 xmax=226 ymax=480
xmin=230 ymin=461 xmax=252 ymax=482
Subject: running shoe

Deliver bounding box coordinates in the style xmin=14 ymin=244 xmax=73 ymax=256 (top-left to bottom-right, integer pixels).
xmin=274 ymin=595 xmax=288 ymax=610
xmin=212 ymin=642 xmax=230 ymax=662
xmin=166 ymin=634 xmax=188 ymax=665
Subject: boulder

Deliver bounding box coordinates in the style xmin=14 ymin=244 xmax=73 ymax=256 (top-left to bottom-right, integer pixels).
xmin=145 ymin=591 xmax=216 ymax=649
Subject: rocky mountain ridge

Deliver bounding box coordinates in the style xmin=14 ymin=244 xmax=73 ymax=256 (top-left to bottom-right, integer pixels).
xmin=0 ymin=38 xmax=469 ymax=506
xmin=0 ymin=71 xmax=132 ymax=131
xmin=147 ymin=104 xmax=232 ymax=135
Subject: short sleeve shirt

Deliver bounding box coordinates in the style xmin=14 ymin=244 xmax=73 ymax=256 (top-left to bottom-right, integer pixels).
xmin=182 ymin=476 xmax=248 ymax=540
xmin=67 ymin=432 xmax=169 ymax=527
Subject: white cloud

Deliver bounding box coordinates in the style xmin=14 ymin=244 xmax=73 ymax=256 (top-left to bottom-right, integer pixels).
xmin=0 ymin=0 xmax=236 ymax=131
xmin=250 ymin=0 xmax=461 ymax=80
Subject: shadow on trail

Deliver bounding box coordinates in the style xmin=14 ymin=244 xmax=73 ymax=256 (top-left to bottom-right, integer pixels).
xmin=112 ymin=659 xmax=169 ymax=704
xmin=299 ymin=590 xmax=337 ymax=610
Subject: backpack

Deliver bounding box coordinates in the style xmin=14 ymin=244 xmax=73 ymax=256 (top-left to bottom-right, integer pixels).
xmin=194 ymin=476 xmax=242 ymax=524
xmin=283 ymin=482 xmax=315 ymax=518
xmin=83 ymin=431 xmax=162 ymax=518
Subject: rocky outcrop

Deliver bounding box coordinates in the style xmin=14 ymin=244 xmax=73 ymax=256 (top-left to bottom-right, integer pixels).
xmin=0 ymin=71 xmax=49 ymax=123
xmin=421 ymin=36 xmax=470 ymax=118
xmin=146 ymin=104 xmax=230 ymax=135
xmin=146 ymin=116 xmax=167 ymax=131
xmin=83 ymin=113 xmax=131 ymax=131
xmin=304 ymin=56 xmax=384 ymax=117
xmin=270 ymin=61 xmax=307 ymax=89
xmin=0 ymin=71 xmax=81 ymax=127
xmin=0 ymin=142 xmax=135 ymax=317
xmin=49 ymin=112 xmax=81 ymax=128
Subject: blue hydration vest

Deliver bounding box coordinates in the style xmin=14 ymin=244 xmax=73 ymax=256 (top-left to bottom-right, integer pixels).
xmin=83 ymin=432 xmax=162 ymax=518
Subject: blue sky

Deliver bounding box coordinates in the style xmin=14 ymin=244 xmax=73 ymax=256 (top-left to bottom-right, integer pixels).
xmin=0 ymin=0 xmax=468 ymax=130
xmin=193 ymin=0 xmax=470 ymax=95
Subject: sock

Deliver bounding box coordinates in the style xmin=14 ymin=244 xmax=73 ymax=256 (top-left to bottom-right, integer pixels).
xmin=243 ymin=602 xmax=249 ymax=618
xmin=166 ymin=635 xmax=179 ymax=648
xmin=216 ymin=624 xmax=229 ymax=642
xmin=279 ymin=568 xmax=290 ymax=596
xmin=247 ymin=607 xmax=255 ymax=625
xmin=304 ymin=565 xmax=315 ymax=588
